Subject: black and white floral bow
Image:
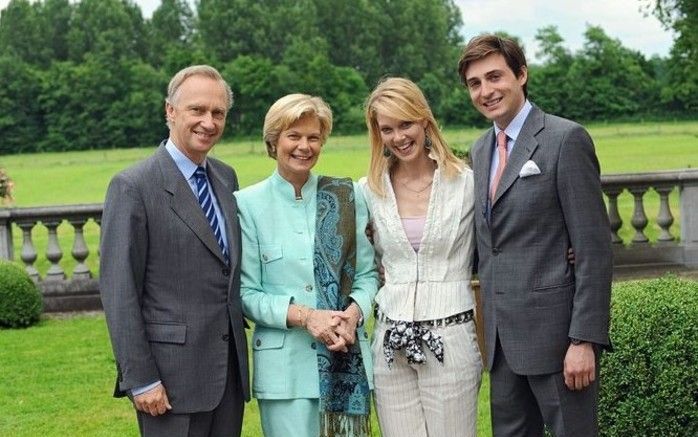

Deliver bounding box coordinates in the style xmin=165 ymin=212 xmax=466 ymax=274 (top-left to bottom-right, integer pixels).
xmin=382 ymin=320 xmax=444 ymax=366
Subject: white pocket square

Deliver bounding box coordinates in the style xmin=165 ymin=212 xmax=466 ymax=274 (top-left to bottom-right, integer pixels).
xmin=519 ymin=160 xmax=541 ymax=178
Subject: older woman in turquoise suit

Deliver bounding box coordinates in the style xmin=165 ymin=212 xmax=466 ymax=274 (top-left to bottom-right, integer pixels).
xmin=234 ymin=93 xmax=378 ymax=437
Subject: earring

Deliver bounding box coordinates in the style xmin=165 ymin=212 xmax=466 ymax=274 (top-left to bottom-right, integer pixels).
xmin=383 ymin=146 xmax=392 ymax=157
xmin=424 ymin=134 xmax=433 ymax=150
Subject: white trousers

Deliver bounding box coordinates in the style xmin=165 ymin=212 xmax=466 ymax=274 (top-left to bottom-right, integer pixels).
xmin=372 ymin=319 xmax=483 ymax=437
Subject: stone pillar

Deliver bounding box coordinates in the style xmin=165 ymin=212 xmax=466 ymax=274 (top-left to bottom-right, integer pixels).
xmin=0 ymin=209 xmax=13 ymax=260
xmin=680 ymin=179 xmax=698 ymax=267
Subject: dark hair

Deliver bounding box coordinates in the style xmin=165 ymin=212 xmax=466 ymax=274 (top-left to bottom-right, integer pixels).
xmin=458 ymin=34 xmax=528 ymax=97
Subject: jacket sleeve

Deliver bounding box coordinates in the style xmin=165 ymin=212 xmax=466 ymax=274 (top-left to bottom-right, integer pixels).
xmin=349 ymin=183 xmax=379 ymax=318
xmin=99 ymin=173 xmax=160 ymax=394
xmin=556 ymin=124 xmax=613 ymax=346
xmin=236 ymin=192 xmax=292 ymax=330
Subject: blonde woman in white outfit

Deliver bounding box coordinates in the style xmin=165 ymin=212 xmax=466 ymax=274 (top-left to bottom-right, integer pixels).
xmin=360 ymin=77 xmax=482 ymax=437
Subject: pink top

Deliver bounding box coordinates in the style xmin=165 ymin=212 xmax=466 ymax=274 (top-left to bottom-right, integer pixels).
xmin=401 ymin=216 xmax=426 ymax=252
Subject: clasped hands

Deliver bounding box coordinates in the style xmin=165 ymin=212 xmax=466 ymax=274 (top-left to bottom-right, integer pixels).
xmin=292 ymin=303 xmax=361 ymax=353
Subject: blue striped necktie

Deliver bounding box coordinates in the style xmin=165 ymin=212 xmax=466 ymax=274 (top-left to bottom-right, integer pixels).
xmin=193 ymin=166 xmax=229 ymax=263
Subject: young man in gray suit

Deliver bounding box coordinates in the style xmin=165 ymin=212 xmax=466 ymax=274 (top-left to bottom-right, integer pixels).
xmin=100 ymin=65 xmax=249 ymax=437
xmin=458 ymin=35 xmax=613 ymax=436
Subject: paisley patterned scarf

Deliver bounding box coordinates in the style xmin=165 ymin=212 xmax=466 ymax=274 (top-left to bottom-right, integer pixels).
xmin=314 ymin=176 xmax=371 ymax=437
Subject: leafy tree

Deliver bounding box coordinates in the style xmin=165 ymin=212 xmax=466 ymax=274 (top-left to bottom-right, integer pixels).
xmin=0 ymin=0 xmax=45 ymax=64
xmin=561 ymin=26 xmax=658 ymax=121
xmin=147 ymin=0 xmax=196 ymax=72
xmin=0 ymin=0 xmax=72 ymax=67
xmin=37 ymin=0 xmax=73 ymax=63
xmin=197 ymin=0 xmax=320 ymax=64
xmin=222 ymin=55 xmax=294 ymax=135
xmin=641 ymin=0 xmax=698 ymax=111
xmin=67 ymin=0 xmax=148 ymax=62
xmin=528 ymin=26 xmax=573 ymax=115
xmin=0 ymin=55 xmax=45 ymax=154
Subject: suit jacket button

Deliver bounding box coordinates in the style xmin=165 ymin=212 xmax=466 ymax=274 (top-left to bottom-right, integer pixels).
xmin=262 ymin=254 xmax=268 ymax=261
xmin=492 ymin=248 xmax=501 ymax=255
xmin=255 ymin=339 xmax=261 ymax=347
xmin=311 ymin=342 xmax=317 ymax=350
xmin=305 ymin=284 xmax=313 ymax=292
xmin=363 ymin=331 xmax=368 ymax=339
xmin=221 ymin=334 xmax=230 ymax=341
xmin=222 ymin=268 xmax=230 ymax=276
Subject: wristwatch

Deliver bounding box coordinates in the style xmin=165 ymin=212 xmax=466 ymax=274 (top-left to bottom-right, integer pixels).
xmin=570 ymin=338 xmax=585 ymax=345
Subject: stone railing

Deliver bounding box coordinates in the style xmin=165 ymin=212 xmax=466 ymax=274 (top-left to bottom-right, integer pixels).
xmin=1 ymin=169 xmax=697 ymax=312
xmin=0 ymin=204 xmax=102 ymax=312
xmin=601 ymin=169 xmax=698 ymax=276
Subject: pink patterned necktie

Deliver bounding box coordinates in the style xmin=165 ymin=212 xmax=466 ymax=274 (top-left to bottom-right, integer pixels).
xmin=490 ymin=131 xmax=508 ymax=201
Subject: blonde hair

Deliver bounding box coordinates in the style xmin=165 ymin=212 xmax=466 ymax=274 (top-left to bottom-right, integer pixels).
xmin=165 ymin=65 xmax=233 ymax=128
xmin=365 ymin=77 xmax=463 ymax=196
xmin=263 ymin=94 xmax=333 ymax=158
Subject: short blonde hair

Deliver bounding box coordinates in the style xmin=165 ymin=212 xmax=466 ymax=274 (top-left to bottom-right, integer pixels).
xmin=165 ymin=65 xmax=233 ymax=128
xmin=365 ymin=77 xmax=463 ymax=196
xmin=263 ymin=94 xmax=333 ymax=158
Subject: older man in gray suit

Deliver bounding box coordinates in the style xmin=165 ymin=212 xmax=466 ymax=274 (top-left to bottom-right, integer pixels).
xmin=100 ymin=65 xmax=249 ymax=437
xmin=458 ymin=35 xmax=612 ymax=436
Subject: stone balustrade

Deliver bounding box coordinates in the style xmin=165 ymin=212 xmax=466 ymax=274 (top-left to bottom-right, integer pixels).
xmin=0 ymin=204 xmax=102 ymax=311
xmin=0 ymin=169 xmax=697 ymax=312
xmin=601 ymin=169 xmax=698 ymax=275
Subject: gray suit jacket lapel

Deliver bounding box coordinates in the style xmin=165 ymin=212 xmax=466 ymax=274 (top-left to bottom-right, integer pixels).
xmin=474 ymin=128 xmax=495 ymax=223
xmin=156 ymin=146 xmax=228 ymax=265
xmin=492 ymin=106 xmax=544 ymax=205
xmin=208 ymin=162 xmax=239 ymax=269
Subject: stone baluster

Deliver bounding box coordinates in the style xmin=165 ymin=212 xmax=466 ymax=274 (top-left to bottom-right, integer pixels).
xmin=654 ymin=186 xmax=675 ymax=242
xmin=43 ymin=218 xmax=66 ymax=281
xmin=69 ymin=217 xmax=91 ymax=280
xmin=604 ymin=187 xmax=624 ymax=244
xmin=17 ymin=220 xmax=40 ymax=281
xmin=628 ymin=186 xmax=649 ymax=243
xmin=94 ymin=216 xmax=101 ymax=258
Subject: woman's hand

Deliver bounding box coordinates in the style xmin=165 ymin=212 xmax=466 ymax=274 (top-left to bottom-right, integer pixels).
xmin=332 ymin=303 xmax=362 ymax=347
xmin=306 ymin=309 xmax=348 ymax=352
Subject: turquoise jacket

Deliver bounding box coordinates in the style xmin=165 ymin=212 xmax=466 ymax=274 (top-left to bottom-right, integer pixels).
xmin=234 ymin=171 xmax=378 ymax=400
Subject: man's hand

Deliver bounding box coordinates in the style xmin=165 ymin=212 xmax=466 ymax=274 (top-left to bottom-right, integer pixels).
xmin=563 ymin=342 xmax=595 ymax=391
xmin=133 ymin=384 xmax=172 ymax=416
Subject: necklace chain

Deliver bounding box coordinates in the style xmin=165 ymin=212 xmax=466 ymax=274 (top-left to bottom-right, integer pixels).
xmin=399 ymin=177 xmax=433 ymax=194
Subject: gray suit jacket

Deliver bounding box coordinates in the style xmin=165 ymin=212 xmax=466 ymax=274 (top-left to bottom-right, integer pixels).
xmin=472 ymin=105 xmax=612 ymax=375
xmin=100 ymin=144 xmax=250 ymax=413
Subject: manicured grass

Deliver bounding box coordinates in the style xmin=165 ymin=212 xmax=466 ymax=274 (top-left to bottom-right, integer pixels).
xmin=0 ymin=120 xmax=695 ymax=436
xmin=4 ymin=120 xmax=696 ymax=277
xmin=0 ymin=313 xmax=492 ymax=436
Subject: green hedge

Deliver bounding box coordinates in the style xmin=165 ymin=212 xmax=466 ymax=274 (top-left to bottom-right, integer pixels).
xmin=599 ymin=276 xmax=698 ymax=436
xmin=0 ymin=261 xmax=42 ymax=328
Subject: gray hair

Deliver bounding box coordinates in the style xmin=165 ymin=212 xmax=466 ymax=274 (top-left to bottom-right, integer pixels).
xmin=165 ymin=65 xmax=233 ymax=128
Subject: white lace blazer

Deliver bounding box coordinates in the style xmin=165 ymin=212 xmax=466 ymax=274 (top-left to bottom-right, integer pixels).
xmin=359 ymin=165 xmax=476 ymax=321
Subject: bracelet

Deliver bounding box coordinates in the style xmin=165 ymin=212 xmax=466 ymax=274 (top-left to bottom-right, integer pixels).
xmin=296 ymin=305 xmax=304 ymax=327
xmin=303 ymin=308 xmax=314 ymax=328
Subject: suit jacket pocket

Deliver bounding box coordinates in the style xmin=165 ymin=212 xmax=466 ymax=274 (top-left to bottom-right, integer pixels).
xmin=145 ymin=322 xmax=187 ymax=344
xmin=260 ymin=244 xmax=284 ymax=284
xmin=532 ymin=282 xmax=574 ymax=309
xmin=252 ymin=329 xmax=286 ymax=350
xmin=252 ymin=329 xmax=286 ymax=394
xmin=260 ymin=244 xmax=283 ymax=264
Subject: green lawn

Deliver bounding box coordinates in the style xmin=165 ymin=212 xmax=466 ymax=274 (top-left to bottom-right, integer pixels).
xmin=0 ymin=313 xmax=491 ymax=436
xmin=0 ymin=120 xmax=696 ymax=436
xmin=4 ymin=120 xmax=697 ymax=277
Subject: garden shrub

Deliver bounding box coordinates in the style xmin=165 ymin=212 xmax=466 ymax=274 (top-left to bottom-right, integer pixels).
xmin=0 ymin=261 xmax=42 ymax=328
xmin=599 ymin=276 xmax=698 ymax=436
